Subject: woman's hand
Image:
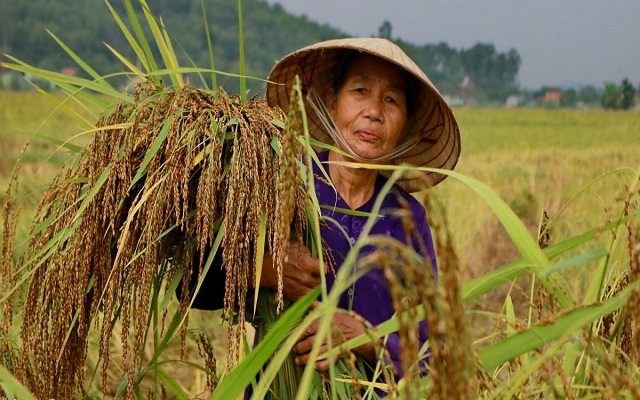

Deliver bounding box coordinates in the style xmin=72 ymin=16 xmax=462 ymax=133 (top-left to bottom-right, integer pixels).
xmin=293 ymin=307 xmax=376 ymax=371
xmin=260 ymin=242 xmax=324 ymax=301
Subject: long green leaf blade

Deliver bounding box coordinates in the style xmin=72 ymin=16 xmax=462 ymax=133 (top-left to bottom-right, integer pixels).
xmin=138 ymin=0 xmax=184 ymax=88
xmin=478 ymin=284 xmax=635 ymax=371
xmin=130 ymin=115 xmax=173 ymax=189
xmin=210 ymin=287 xmax=320 ymax=400
xmin=0 ymin=365 xmax=38 ymax=400
xmin=122 ymin=0 xmax=160 ymax=80
xmin=45 ymin=29 xmax=104 ymax=83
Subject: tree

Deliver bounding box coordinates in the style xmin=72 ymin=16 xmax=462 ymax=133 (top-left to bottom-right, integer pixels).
xmin=378 ymin=20 xmax=392 ymax=39
xmin=459 ymin=43 xmax=521 ymax=102
xmin=601 ymin=82 xmax=621 ymax=109
xmin=560 ymin=88 xmax=577 ymax=108
xmin=578 ymin=85 xmax=600 ymax=105
xmin=601 ymin=79 xmax=636 ymax=110
xmin=620 ymin=78 xmax=636 ymax=110
xmin=1 ymin=0 xmax=521 ymax=101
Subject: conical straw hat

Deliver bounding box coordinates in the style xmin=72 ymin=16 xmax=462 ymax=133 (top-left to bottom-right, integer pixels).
xmin=266 ymin=37 xmax=461 ymax=192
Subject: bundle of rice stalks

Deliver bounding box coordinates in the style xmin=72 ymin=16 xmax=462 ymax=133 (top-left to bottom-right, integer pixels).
xmin=2 ymin=82 xmax=308 ymax=399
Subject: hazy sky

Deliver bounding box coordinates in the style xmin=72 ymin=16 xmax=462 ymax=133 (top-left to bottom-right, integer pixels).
xmin=265 ymin=0 xmax=640 ymax=89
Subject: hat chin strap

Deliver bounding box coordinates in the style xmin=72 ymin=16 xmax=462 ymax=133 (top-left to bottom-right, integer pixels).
xmin=306 ymin=89 xmax=420 ymax=163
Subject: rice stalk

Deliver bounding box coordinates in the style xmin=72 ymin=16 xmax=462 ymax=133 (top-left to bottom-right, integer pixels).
xmin=0 ymin=81 xmax=311 ymax=399
xmin=0 ymin=144 xmax=28 ymax=375
xmin=420 ymin=190 xmax=476 ymax=400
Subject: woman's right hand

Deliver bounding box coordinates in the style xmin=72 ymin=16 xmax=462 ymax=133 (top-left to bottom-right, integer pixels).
xmin=260 ymin=242 xmax=324 ymax=301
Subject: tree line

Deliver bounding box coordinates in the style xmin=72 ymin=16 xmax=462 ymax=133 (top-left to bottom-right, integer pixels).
xmin=9 ymin=0 xmax=635 ymax=109
xmin=0 ymin=0 xmax=530 ymax=103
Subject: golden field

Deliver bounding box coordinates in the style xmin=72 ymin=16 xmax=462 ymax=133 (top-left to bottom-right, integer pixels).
xmin=2 ymin=91 xmax=638 ymax=285
xmin=1 ymin=90 xmax=639 ymax=398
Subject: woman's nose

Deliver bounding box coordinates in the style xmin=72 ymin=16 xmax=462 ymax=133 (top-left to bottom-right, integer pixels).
xmin=364 ymin=96 xmax=383 ymax=121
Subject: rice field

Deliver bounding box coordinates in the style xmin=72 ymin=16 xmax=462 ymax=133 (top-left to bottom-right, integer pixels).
xmin=1 ymin=90 xmax=639 ymax=398
xmin=437 ymin=108 xmax=639 ymax=281
xmin=3 ymin=93 xmax=637 ymax=253
xmin=2 ymin=91 xmax=639 ymax=307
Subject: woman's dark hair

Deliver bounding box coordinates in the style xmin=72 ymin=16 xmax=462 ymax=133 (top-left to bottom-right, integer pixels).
xmin=332 ymin=49 xmax=417 ymax=116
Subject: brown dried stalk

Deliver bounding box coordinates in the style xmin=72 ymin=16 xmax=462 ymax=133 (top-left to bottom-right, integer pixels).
xmin=4 ymin=83 xmax=307 ymax=399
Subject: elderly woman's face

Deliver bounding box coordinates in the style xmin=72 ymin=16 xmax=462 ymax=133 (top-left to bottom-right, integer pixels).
xmin=327 ymin=53 xmax=408 ymax=162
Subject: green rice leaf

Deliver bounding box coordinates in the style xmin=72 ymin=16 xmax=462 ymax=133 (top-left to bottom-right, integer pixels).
xmin=104 ymin=43 xmax=147 ymax=77
xmin=139 ymin=1 xmax=184 ymax=88
xmin=0 ymin=365 xmax=38 ymax=400
xmin=200 ymin=0 xmax=217 ymax=91
xmin=188 ymin=223 xmax=224 ymax=310
xmin=159 ymin=268 xmax=183 ymax=312
xmin=1 ymin=57 xmax=130 ymax=102
xmin=105 ymin=0 xmax=150 ymax=73
xmin=0 ymin=224 xmax=73 ymax=303
xmin=539 ymin=248 xmax=609 ymax=277
xmin=154 ymin=368 xmax=191 ymax=400
xmin=45 ymin=29 xmax=104 ymax=83
xmin=34 ymin=133 xmax=84 ymax=153
xmin=210 ymin=287 xmax=320 ymax=400
xmin=122 ymin=0 xmax=161 ymax=80
xmin=253 ymin=213 xmax=267 ymax=315
xmin=505 ymin=295 xmax=516 ymax=337
xmin=478 ymin=281 xmax=638 ymax=371
xmin=71 ymin=165 xmax=111 ymax=225
xmin=130 ymin=115 xmax=173 ymax=190
xmin=480 ymin=344 xmax=555 ymax=400
xmin=461 ymin=212 xmax=635 ymax=301
xmin=160 ymin=16 xmax=184 ymax=85
xmin=584 ymin=166 xmax=640 ymax=304
xmin=319 ymin=205 xmax=382 ymax=218
xmin=116 ymin=310 xmax=188 ymax=399
xmin=27 ymin=79 xmax=104 ymax=128
xmin=237 ymin=0 xmax=247 ymax=102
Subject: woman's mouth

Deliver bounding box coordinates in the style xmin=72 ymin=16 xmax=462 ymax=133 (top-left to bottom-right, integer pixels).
xmin=355 ymin=129 xmax=380 ymax=142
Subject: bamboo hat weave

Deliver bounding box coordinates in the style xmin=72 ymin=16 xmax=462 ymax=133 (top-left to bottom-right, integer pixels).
xmin=266 ymin=37 xmax=461 ymax=192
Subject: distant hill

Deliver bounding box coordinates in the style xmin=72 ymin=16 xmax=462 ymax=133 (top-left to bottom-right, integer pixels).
xmin=0 ymin=0 xmax=522 ymax=101
xmin=0 ymin=0 xmax=347 ymax=94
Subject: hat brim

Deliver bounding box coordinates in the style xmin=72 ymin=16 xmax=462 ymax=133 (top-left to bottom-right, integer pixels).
xmin=266 ymin=38 xmax=461 ymax=192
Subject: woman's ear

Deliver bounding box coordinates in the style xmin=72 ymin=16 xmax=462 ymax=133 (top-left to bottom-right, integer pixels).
xmin=325 ymin=88 xmax=337 ymax=115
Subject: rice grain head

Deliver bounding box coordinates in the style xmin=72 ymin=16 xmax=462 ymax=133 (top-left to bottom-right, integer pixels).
xmin=5 ymin=83 xmax=306 ymax=398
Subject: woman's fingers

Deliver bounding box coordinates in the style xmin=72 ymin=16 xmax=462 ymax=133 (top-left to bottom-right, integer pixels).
xmin=314 ymin=355 xmax=340 ymax=372
xmin=293 ymin=334 xmax=316 ymax=356
xmin=280 ymin=263 xmax=319 ymax=300
xmin=262 ymin=241 xmax=328 ymax=301
xmin=289 ymin=242 xmax=327 ymax=277
xmin=260 ymin=243 xmax=327 ymax=300
xmin=279 ymin=245 xmax=324 ymax=300
xmin=294 ymin=340 xmax=339 ymax=372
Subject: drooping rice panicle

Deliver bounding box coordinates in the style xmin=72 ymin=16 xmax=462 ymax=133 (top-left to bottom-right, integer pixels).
xmin=5 ymin=81 xmax=311 ymax=398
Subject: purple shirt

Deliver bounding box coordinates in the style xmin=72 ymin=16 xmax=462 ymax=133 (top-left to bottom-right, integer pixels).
xmin=184 ymin=150 xmax=438 ymax=388
xmin=313 ymin=151 xmax=437 ymax=379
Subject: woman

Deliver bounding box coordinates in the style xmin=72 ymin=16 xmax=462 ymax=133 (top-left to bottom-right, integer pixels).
xmin=263 ymin=38 xmax=461 ymax=377
xmin=185 ymin=37 xmax=460 ymax=386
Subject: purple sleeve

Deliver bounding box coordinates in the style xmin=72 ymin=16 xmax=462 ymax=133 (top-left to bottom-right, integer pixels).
xmin=384 ymin=320 xmax=429 ymax=378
